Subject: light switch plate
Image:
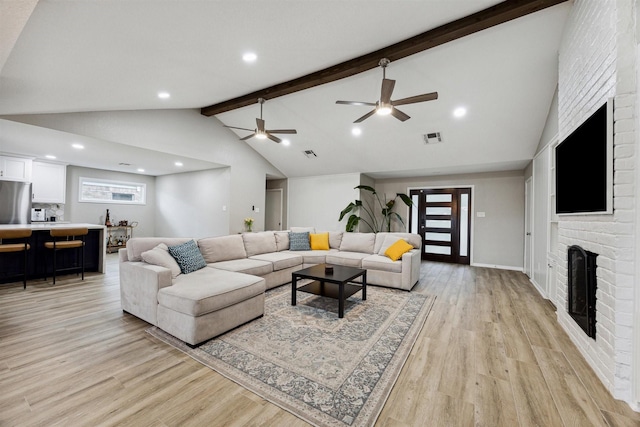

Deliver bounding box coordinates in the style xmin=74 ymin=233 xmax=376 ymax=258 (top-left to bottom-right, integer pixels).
xmin=477 ymin=212 xmax=485 ymax=217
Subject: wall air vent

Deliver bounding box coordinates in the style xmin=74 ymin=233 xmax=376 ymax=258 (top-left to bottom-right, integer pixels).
xmin=303 ymin=150 xmax=317 ymax=158
xmin=423 ymin=132 xmax=443 ymax=144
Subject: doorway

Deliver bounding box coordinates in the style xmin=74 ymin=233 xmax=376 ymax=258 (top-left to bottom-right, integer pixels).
xmin=409 ymin=188 xmax=471 ymax=264
xmin=524 ymin=177 xmax=533 ymax=278
xmin=265 ymin=189 xmax=283 ymax=231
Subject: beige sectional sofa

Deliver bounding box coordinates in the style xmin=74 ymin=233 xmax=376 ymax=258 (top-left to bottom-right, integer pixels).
xmin=119 ymin=229 xmax=422 ymax=345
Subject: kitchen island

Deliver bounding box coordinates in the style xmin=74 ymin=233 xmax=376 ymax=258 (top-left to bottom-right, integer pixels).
xmin=0 ymin=223 xmax=106 ymax=285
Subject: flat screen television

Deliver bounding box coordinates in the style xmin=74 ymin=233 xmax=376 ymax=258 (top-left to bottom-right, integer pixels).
xmin=555 ymin=99 xmax=613 ymax=215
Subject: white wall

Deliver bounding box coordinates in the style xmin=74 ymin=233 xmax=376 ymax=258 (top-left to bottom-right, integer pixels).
xmin=288 ymin=173 xmax=361 ymax=231
xmin=375 ymin=171 xmax=525 ymax=269
xmin=65 ymin=165 xmax=156 ymax=237
xmin=556 ymin=0 xmax=637 ymax=404
xmin=155 ymin=168 xmax=229 ymax=238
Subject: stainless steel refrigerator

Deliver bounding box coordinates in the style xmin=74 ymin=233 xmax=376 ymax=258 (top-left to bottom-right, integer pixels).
xmin=0 ymin=181 xmax=32 ymax=224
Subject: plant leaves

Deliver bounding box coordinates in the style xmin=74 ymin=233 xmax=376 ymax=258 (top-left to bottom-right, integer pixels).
xmin=397 ymin=193 xmax=413 ymax=207
xmin=355 ymin=185 xmax=376 ymax=194
xmin=346 ymin=214 xmax=360 ymax=232
xmin=339 ymin=202 xmax=356 ymax=221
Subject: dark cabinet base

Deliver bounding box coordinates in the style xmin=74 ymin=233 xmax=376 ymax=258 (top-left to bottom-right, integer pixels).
xmin=0 ymin=229 xmax=102 ymax=285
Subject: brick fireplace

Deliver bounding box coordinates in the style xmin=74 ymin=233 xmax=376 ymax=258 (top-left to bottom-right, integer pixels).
xmin=556 ymin=0 xmax=637 ymax=407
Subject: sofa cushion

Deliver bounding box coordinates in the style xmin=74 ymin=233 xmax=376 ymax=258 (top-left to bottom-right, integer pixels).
xmin=362 ymin=254 xmax=403 ymax=273
xmin=374 ymin=232 xmax=422 ymax=253
xmin=168 ymin=240 xmax=207 ymax=274
xmin=339 ymin=232 xmax=376 ymax=254
xmin=385 ymin=239 xmax=414 ymax=261
xmin=158 ymin=268 xmax=265 ymax=317
xmin=325 ymin=251 xmax=371 ymax=268
xmin=141 ymin=243 xmax=181 ymax=278
xmin=377 ymin=234 xmax=408 ymax=256
xmin=289 ymin=232 xmax=311 ymax=251
xmin=282 ymin=249 xmax=336 ymax=264
xmin=327 ymin=231 xmax=344 ymax=249
xmin=310 ymin=232 xmax=330 ymax=250
xmin=209 ymin=258 xmax=273 ymax=276
xmin=274 ymin=231 xmax=290 ymax=251
xmin=242 ymin=232 xmax=277 ymax=257
xmin=249 ymin=252 xmax=303 ymax=271
xmin=127 ymin=237 xmax=192 ymax=262
xmin=198 ymin=235 xmax=247 ymax=263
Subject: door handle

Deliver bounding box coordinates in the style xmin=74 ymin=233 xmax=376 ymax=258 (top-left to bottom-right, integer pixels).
xmin=526 ymin=232 xmax=531 ymax=236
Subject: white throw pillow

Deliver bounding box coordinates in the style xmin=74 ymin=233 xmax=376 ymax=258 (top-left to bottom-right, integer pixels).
xmin=141 ymin=243 xmax=181 ymax=278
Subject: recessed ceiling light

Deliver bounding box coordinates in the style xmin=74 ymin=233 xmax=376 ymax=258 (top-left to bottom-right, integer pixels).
xmin=72 ymin=143 xmax=84 ymax=149
xmin=175 ymin=161 xmax=183 ymax=167
xmin=242 ymin=52 xmax=257 ymax=62
xmin=158 ymin=91 xmax=170 ymax=99
xmin=282 ymin=139 xmax=291 ymax=146
xmin=453 ymin=107 xmax=467 ymax=118
xmin=351 ymin=127 xmax=362 ymax=136
xmin=137 ymin=168 xmax=145 ymax=172
xmin=45 ymin=155 xmax=57 ymax=159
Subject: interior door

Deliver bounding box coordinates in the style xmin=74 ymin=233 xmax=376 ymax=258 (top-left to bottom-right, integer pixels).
xmin=409 ymin=188 xmax=471 ymax=264
xmin=524 ymin=177 xmax=533 ymax=278
xmin=265 ymin=189 xmax=283 ymax=231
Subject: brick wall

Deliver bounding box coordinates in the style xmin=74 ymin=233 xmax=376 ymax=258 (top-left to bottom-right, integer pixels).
xmin=556 ymin=0 xmax=636 ymax=402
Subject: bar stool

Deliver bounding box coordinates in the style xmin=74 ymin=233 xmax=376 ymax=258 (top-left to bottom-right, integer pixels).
xmin=44 ymin=227 xmax=88 ymax=285
xmin=0 ymin=228 xmax=32 ymax=289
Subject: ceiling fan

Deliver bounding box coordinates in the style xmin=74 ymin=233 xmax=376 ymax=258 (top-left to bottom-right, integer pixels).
xmin=224 ymin=98 xmax=297 ymax=143
xmin=336 ymin=58 xmax=438 ymax=123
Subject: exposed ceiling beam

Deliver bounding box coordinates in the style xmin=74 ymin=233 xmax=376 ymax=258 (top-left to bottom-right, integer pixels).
xmin=201 ymin=0 xmax=568 ymax=117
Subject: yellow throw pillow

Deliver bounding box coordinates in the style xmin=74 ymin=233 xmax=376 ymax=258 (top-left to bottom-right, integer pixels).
xmin=384 ymin=239 xmax=413 ymax=261
xmin=310 ymin=232 xmax=330 ymax=250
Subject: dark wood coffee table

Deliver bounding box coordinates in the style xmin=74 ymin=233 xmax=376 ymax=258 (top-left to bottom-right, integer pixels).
xmin=291 ymin=264 xmax=367 ymax=318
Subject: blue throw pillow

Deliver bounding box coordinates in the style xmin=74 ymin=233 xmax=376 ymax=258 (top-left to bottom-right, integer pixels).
xmin=168 ymin=240 xmax=206 ymax=274
xmin=289 ymin=231 xmax=311 ymax=251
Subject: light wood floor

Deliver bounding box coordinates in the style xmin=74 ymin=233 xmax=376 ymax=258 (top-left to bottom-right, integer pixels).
xmin=1 ymin=255 xmax=639 ymax=426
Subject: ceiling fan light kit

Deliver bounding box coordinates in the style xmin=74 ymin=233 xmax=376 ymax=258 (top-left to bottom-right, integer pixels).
xmin=336 ymin=58 xmax=438 ymax=123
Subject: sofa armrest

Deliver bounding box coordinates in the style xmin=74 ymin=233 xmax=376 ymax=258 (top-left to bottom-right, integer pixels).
xmin=401 ymin=249 xmax=421 ymax=291
xmin=119 ymin=261 xmax=173 ymax=325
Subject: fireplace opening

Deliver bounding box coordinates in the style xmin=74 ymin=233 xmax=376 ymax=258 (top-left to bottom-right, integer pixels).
xmin=567 ymin=245 xmax=597 ymax=339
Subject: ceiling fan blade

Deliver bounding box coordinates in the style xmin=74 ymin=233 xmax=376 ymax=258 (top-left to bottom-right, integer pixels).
xmin=240 ymin=134 xmax=255 ymax=141
xmin=266 ymin=129 xmax=297 ymax=134
xmin=353 ymin=109 xmax=377 ymax=123
xmin=336 ymin=100 xmax=377 ymax=106
xmin=266 ymin=133 xmax=282 ymax=143
xmin=390 ymin=108 xmax=411 ymax=122
xmin=380 ymin=79 xmax=395 ymax=104
xmin=225 ymin=125 xmax=255 ymax=132
xmin=392 ymin=91 xmax=438 ymax=106
xmin=256 ymin=118 xmax=265 ymax=132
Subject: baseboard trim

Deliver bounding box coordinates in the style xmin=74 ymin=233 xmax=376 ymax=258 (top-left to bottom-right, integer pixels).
xmin=471 ymin=262 xmax=523 ymax=272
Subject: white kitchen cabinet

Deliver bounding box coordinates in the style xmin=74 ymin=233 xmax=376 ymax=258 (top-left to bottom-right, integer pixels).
xmin=0 ymin=156 xmax=32 ymax=181
xmin=32 ymin=161 xmax=67 ymax=203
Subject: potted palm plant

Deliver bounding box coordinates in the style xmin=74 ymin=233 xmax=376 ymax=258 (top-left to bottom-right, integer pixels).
xmin=339 ymin=185 xmax=413 ymax=232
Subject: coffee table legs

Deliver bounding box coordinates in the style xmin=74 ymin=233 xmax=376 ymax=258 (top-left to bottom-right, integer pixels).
xmin=339 ymin=283 xmax=344 ymax=318
xmin=292 ymin=275 xmax=297 ymax=306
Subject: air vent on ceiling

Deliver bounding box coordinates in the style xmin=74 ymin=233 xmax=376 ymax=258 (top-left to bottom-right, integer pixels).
xmin=423 ymin=132 xmax=443 ymax=144
xmin=303 ymin=150 xmax=317 ymax=158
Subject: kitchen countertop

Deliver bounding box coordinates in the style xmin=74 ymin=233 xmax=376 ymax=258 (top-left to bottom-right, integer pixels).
xmin=0 ymin=223 xmax=106 ymax=230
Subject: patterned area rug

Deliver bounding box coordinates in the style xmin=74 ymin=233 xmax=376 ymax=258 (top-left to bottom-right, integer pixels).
xmin=147 ymin=284 xmax=435 ymax=427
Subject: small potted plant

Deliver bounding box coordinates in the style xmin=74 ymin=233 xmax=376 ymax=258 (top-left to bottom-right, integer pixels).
xmin=244 ymin=217 xmax=254 ymax=232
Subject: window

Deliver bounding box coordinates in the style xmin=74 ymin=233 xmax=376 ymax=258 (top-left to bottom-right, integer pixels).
xmin=79 ymin=177 xmax=146 ymax=204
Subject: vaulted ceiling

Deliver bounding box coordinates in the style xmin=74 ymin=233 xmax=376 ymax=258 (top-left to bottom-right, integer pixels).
xmin=0 ymin=0 xmax=571 ymax=178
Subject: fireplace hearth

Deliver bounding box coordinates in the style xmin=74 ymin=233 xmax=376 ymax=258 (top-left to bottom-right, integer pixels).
xmin=567 ymin=245 xmax=598 ymax=339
